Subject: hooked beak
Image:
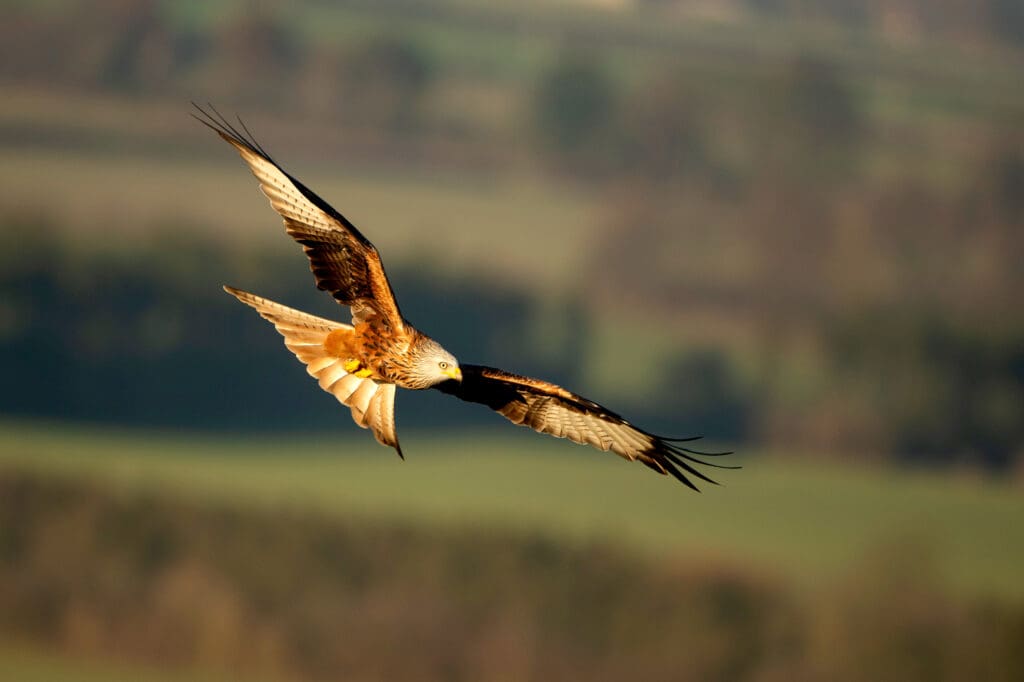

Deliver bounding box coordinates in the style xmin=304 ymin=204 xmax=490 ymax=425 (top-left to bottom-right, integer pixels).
xmin=443 ymin=366 xmax=463 ymax=382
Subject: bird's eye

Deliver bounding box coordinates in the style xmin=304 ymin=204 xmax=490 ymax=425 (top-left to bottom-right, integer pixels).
xmin=439 ymin=361 xmax=448 ymax=370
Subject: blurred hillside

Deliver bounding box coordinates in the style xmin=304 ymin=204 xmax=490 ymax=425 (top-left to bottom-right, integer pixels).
xmin=1 ymin=426 xmax=1023 ymax=682
xmin=1 ymin=0 xmax=1022 ymax=468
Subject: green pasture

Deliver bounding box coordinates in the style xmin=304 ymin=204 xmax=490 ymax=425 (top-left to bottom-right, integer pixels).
xmin=0 ymin=140 xmax=595 ymax=293
xmin=160 ymin=0 xmax=1024 ymax=110
xmin=1 ymin=420 xmax=1020 ymax=603
xmin=0 ymin=641 xmax=249 ymax=682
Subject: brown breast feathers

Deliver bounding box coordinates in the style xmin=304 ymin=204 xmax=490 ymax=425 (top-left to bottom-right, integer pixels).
xmin=323 ymin=323 xmax=414 ymax=384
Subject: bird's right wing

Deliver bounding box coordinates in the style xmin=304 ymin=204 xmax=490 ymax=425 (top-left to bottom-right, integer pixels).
xmin=195 ymin=105 xmax=404 ymax=332
xmin=224 ymin=286 xmax=402 ymax=457
xmin=434 ymin=365 xmax=734 ymax=490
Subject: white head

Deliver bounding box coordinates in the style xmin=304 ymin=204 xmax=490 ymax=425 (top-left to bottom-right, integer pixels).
xmin=407 ymin=338 xmax=462 ymax=389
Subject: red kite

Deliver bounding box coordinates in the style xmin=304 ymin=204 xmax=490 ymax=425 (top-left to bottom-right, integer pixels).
xmin=195 ymin=106 xmax=734 ymax=490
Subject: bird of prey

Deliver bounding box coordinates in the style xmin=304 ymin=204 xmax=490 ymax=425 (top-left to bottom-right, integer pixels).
xmin=194 ymin=105 xmax=734 ymax=490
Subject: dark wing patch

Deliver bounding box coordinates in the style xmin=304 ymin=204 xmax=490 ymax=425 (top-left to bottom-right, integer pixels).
xmin=193 ymin=104 xmax=404 ymax=330
xmin=435 ymin=365 xmax=736 ymax=491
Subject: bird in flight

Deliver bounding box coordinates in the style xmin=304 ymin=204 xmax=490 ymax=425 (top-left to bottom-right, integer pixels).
xmin=194 ymin=105 xmax=734 ymax=490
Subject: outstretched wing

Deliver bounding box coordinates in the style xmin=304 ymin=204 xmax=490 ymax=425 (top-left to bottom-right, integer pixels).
xmin=224 ymin=286 xmax=402 ymax=457
xmin=195 ymin=105 xmax=404 ymax=330
xmin=435 ymin=365 xmax=735 ymax=490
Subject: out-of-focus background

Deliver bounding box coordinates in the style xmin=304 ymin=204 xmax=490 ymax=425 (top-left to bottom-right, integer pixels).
xmin=1 ymin=0 xmax=1022 ymax=680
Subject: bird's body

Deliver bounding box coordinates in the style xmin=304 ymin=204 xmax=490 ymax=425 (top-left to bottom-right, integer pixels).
xmin=195 ymin=105 xmax=734 ymax=490
xmin=323 ymin=322 xmax=445 ymax=388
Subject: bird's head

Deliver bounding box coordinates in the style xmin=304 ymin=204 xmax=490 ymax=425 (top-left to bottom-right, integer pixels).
xmin=409 ymin=338 xmax=462 ymax=389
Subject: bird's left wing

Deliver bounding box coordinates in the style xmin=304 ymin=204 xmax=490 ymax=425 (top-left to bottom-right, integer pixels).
xmin=194 ymin=105 xmax=405 ymax=331
xmin=434 ymin=365 xmax=735 ymax=490
xmin=224 ymin=286 xmax=402 ymax=457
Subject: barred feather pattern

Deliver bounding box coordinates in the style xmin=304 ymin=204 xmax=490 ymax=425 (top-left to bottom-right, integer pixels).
xmin=224 ymin=286 xmax=403 ymax=457
xmin=193 ymin=105 xmax=404 ymax=330
xmin=436 ymin=365 xmax=736 ymax=491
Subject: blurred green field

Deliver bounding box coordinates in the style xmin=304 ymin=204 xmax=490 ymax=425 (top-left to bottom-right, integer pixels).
xmin=0 ymin=138 xmax=595 ymax=292
xmin=1 ymin=420 xmax=1020 ymax=603
xmin=0 ymin=641 xmax=250 ymax=682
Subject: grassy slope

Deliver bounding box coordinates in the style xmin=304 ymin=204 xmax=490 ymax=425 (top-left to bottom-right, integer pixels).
xmin=1 ymin=420 xmax=1020 ymax=603
xmin=0 ymin=642 xmax=233 ymax=682
xmin=0 ymin=88 xmax=598 ymax=288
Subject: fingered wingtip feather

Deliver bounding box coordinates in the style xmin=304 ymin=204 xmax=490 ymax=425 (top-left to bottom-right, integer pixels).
xmin=664 ymin=445 xmax=741 ymax=471
xmin=678 ymin=458 xmax=740 ymax=471
xmin=678 ymin=447 xmax=734 ymax=457
xmin=659 ymin=434 xmax=733 ymax=457
xmin=662 ymin=435 xmax=705 ymax=443
xmin=192 ymin=102 xmax=268 ymax=158
xmin=663 ymin=462 xmax=703 ymax=492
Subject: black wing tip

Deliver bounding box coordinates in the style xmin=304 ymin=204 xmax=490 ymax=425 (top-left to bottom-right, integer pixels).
xmin=195 ymin=104 xmax=365 ymax=239
xmin=665 ymin=462 xmax=704 ymax=492
xmin=664 ymin=443 xmax=741 ymax=471
xmin=191 ymin=102 xmax=271 ymax=159
xmin=650 ymin=436 xmax=740 ymax=490
xmin=662 ymin=435 xmax=705 ymax=443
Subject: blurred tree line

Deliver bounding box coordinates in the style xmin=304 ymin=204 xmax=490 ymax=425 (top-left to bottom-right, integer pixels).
xmin=0 ymin=211 xmax=585 ymax=435
xmin=740 ymin=0 xmax=1024 ymax=46
xmin=2 ymin=472 xmax=1022 ymax=682
xmin=0 ymin=1 xmax=438 ymax=133
xmin=3 ymin=0 xmax=1022 ymax=142
xmin=1 ymin=206 xmax=1021 ymax=470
